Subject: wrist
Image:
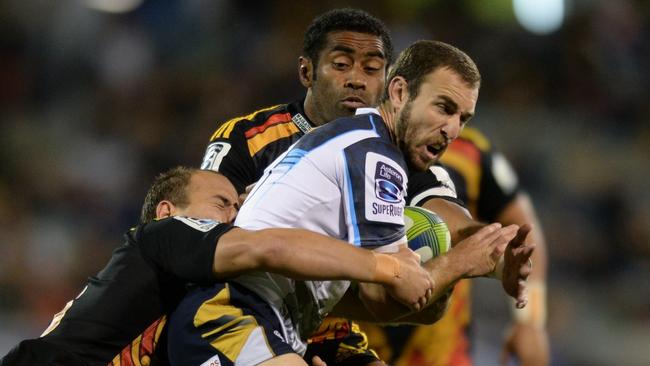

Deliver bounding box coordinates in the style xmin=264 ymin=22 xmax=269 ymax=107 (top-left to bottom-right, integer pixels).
xmin=486 ymin=256 xmax=505 ymax=279
xmin=371 ymin=253 xmax=401 ymax=285
xmin=510 ymin=280 xmax=546 ymax=328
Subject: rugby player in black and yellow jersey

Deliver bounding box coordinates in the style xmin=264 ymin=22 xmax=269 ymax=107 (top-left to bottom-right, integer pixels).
xmin=200 ymin=9 xmax=536 ymax=366
xmin=0 ymin=167 xmax=432 ymax=366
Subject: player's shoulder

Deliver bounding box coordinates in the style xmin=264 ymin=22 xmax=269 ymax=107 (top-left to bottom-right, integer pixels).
xmin=208 ymin=103 xmax=293 ymax=141
xmin=326 ymin=109 xmax=384 ymax=135
xmin=136 ymin=217 xmax=228 ymax=239
xmin=298 ymin=109 xmax=390 ymax=150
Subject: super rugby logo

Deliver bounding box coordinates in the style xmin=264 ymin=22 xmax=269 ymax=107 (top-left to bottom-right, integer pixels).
xmin=375 ymin=162 xmax=403 ymax=203
xmin=364 ymin=152 xmax=407 ymax=225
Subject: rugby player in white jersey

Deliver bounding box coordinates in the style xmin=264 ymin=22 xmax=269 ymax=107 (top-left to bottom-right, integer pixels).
xmin=167 ymin=40 xmax=534 ymax=366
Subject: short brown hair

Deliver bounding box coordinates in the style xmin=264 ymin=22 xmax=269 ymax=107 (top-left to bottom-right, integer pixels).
xmin=382 ymin=40 xmax=481 ymax=102
xmin=139 ymin=166 xmax=196 ymax=223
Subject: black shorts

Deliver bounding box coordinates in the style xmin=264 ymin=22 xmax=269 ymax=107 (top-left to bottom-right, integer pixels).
xmin=167 ymin=282 xmax=295 ymax=366
xmin=1 ymin=339 xmax=88 ymax=366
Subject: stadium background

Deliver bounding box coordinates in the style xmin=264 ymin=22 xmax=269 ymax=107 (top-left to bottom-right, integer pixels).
xmin=0 ymin=0 xmax=648 ymax=364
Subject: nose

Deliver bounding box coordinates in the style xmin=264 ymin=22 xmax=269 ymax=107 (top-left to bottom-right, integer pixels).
xmin=227 ymin=207 xmax=238 ymax=223
xmin=344 ymin=66 xmax=367 ymax=90
xmin=441 ymin=114 xmax=462 ymax=142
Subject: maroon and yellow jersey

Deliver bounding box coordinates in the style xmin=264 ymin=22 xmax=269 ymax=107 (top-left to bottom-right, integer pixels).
xmin=200 ymin=100 xmax=315 ymax=194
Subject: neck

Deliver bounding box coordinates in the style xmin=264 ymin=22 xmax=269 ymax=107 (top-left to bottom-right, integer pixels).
xmin=303 ymin=91 xmax=326 ymax=127
xmin=378 ymin=100 xmax=397 ymax=144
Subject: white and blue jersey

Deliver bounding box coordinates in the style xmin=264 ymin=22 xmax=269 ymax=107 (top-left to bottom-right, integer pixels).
xmin=233 ymin=108 xmax=408 ymax=354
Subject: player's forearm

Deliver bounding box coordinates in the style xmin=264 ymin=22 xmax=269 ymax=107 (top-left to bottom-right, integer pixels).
xmin=356 ymin=251 xmax=466 ymax=323
xmin=390 ymin=288 xmax=452 ymax=324
xmin=421 ymin=198 xmax=483 ymax=244
xmin=355 ymin=279 xmax=452 ymax=324
xmin=251 ymin=228 xmax=379 ymax=281
xmin=213 ymin=228 xmax=395 ymax=284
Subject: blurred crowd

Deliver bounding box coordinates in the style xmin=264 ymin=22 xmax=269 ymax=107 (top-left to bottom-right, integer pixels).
xmin=0 ymin=0 xmax=648 ymax=364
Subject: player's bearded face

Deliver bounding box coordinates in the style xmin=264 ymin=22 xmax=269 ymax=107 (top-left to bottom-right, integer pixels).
xmin=396 ymin=68 xmax=478 ymax=171
xmin=397 ymin=100 xmax=450 ymax=171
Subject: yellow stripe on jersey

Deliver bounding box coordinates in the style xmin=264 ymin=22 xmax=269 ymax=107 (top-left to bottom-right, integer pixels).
xmin=459 ymin=126 xmax=490 ymax=152
xmin=130 ymin=334 xmax=142 ymax=366
xmin=440 ymin=149 xmax=481 ymax=215
xmin=210 ymin=105 xmax=282 ymax=140
xmin=247 ymin=122 xmax=300 ymax=157
xmin=194 ymin=284 xmax=263 ymax=361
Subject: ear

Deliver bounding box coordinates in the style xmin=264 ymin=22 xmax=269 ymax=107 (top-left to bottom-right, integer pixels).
xmin=387 ymin=76 xmax=409 ymax=111
xmin=298 ymin=56 xmax=314 ymax=87
xmin=155 ymin=200 xmax=175 ymax=219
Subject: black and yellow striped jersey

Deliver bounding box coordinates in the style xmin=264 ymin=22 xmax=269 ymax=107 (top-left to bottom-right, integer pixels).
xmin=201 ymin=100 xmax=315 ymax=194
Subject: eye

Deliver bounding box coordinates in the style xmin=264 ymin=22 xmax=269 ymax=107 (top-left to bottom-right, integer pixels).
xmin=364 ymin=60 xmax=384 ymax=74
xmin=364 ymin=66 xmax=380 ymax=73
xmin=332 ymin=62 xmax=349 ymax=70
xmin=437 ymin=103 xmax=452 ymax=115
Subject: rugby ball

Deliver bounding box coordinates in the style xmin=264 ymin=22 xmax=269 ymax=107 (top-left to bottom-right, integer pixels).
xmin=404 ymin=206 xmax=451 ymax=263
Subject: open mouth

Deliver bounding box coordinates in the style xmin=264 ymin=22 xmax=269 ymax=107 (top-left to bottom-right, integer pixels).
xmin=426 ymin=144 xmax=445 ymax=157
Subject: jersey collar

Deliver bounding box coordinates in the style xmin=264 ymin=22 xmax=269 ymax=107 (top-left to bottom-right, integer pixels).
xmin=290 ymin=99 xmax=316 ymax=134
xmin=355 ymin=107 xmax=380 ymax=116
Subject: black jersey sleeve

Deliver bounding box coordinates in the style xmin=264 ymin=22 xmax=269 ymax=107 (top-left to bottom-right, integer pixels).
xmin=407 ymin=165 xmax=466 ymax=208
xmin=476 ymin=150 xmax=520 ymax=221
xmin=136 ymin=217 xmax=235 ymax=283
xmin=200 ymin=124 xmax=256 ymax=194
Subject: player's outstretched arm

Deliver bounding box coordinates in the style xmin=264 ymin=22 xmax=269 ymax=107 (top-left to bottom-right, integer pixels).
xmin=395 ymin=223 xmax=519 ymax=323
xmin=332 ymin=224 xmax=519 ymax=324
xmin=212 ymin=228 xmax=433 ymax=310
xmin=422 ymin=197 xmax=536 ymax=302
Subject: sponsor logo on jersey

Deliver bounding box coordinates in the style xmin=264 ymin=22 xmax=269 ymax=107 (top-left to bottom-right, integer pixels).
xmin=173 ymin=216 xmax=220 ymax=232
xmin=201 ymin=142 xmax=232 ymax=171
xmin=200 ymin=354 xmax=222 ymax=366
xmin=291 ymin=113 xmax=313 ymax=134
xmin=375 ymin=161 xmax=403 ymax=203
xmin=365 ymin=153 xmax=406 ymax=225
